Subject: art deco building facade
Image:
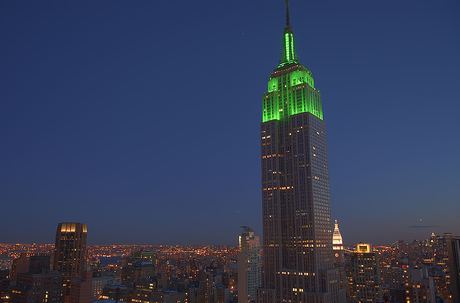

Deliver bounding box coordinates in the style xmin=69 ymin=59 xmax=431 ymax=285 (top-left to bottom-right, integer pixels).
xmin=258 ymin=2 xmax=343 ymax=302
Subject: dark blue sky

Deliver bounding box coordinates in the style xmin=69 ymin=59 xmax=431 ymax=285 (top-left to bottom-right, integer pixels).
xmin=1 ymin=0 xmax=459 ymax=245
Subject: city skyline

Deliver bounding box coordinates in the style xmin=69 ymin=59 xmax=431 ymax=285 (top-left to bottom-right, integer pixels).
xmin=2 ymin=228 xmax=459 ymax=303
xmin=1 ymin=0 xmax=460 ymax=245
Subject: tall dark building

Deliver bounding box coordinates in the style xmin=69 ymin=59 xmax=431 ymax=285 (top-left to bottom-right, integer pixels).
xmin=446 ymin=234 xmax=460 ymax=303
xmin=258 ymin=1 xmax=343 ymax=302
xmin=53 ymin=222 xmax=88 ymax=302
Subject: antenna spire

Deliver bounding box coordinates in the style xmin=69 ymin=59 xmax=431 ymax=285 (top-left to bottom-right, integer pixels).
xmin=280 ymin=0 xmax=297 ymax=65
xmin=285 ymin=0 xmax=291 ymax=28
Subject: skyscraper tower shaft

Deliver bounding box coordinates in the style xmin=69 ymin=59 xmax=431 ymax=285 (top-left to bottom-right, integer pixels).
xmin=53 ymin=222 xmax=88 ymax=301
xmin=258 ymin=2 xmax=343 ymax=302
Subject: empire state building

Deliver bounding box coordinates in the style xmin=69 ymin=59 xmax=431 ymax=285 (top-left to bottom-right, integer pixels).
xmin=258 ymin=1 xmax=344 ymax=302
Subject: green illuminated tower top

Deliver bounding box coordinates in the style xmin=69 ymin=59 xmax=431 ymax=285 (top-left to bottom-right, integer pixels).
xmin=280 ymin=0 xmax=297 ymax=66
xmin=262 ymin=0 xmax=323 ymax=122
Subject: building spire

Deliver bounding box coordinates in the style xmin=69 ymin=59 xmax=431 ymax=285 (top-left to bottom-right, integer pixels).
xmin=285 ymin=0 xmax=291 ymax=28
xmin=280 ymin=0 xmax=297 ymax=65
xmin=333 ymin=220 xmax=344 ymax=251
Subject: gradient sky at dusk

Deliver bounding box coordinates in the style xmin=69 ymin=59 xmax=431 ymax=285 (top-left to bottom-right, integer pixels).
xmin=1 ymin=0 xmax=459 ymax=245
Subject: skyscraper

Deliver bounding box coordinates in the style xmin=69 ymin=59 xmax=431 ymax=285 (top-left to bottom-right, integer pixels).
xmin=333 ymin=221 xmax=344 ymax=254
xmin=346 ymin=244 xmax=382 ymax=303
xmin=53 ymin=222 xmax=89 ymax=303
xmin=332 ymin=220 xmax=347 ymax=297
xmin=238 ymin=226 xmax=262 ymax=303
xmin=446 ymin=234 xmax=460 ymax=303
xmin=258 ymin=1 xmax=343 ymax=302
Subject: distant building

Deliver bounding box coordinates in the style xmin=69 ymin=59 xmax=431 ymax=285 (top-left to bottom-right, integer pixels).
xmin=11 ymin=255 xmax=63 ymax=303
xmin=161 ymin=290 xmax=186 ymax=303
xmin=380 ymin=264 xmax=405 ymax=303
xmin=121 ymin=250 xmax=156 ymax=286
xmin=333 ymin=220 xmax=345 ymax=263
xmin=188 ymin=279 xmax=211 ymax=303
xmin=13 ymin=271 xmax=63 ymax=303
xmin=53 ymin=223 xmax=87 ymax=279
xmin=332 ymin=220 xmax=347 ymax=300
xmin=237 ymin=226 xmax=261 ymax=303
xmin=92 ymin=273 xmax=116 ymax=300
xmin=446 ymin=234 xmax=460 ymax=303
xmin=53 ymin=222 xmax=91 ymax=303
xmin=99 ymin=284 xmax=130 ymax=301
xmin=28 ymin=255 xmax=51 ymax=274
xmin=0 ymin=269 xmax=11 ymax=303
xmin=347 ymin=244 xmax=383 ymax=303
xmin=407 ymin=266 xmax=437 ymax=303
xmin=10 ymin=254 xmax=29 ymax=285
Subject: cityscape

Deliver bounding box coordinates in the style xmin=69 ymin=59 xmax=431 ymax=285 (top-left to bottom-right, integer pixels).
xmin=0 ymin=226 xmax=459 ymax=303
xmin=1 ymin=1 xmax=459 ymax=303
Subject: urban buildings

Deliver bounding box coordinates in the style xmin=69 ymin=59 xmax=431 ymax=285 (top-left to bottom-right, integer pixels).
xmin=259 ymin=1 xmax=343 ymax=302
xmin=346 ymin=244 xmax=382 ymax=303
xmin=237 ymin=226 xmax=261 ymax=303
xmin=120 ymin=250 xmax=156 ymax=287
xmin=10 ymin=255 xmax=63 ymax=303
xmin=2 ymin=232 xmax=460 ymax=303
xmin=96 ymin=245 xmax=239 ymax=303
xmin=12 ymin=271 xmax=63 ymax=303
xmin=0 ymin=224 xmax=93 ymax=303
xmin=369 ymin=233 xmax=460 ymax=303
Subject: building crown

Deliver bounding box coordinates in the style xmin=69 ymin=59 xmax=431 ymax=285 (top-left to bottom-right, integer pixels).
xmin=333 ymin=220 xmax=344 ymax=250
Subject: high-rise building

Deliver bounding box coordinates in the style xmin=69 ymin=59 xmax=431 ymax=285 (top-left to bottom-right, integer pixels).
xmin=346 ymin=244 xmax=383 ymax=303
xmin=258 ymin=1 xmax=343 ymax=302
xmin=446 ymin=234 xmax=460 ymax=303
xmin=238 ymin=226 xmax=262 ymax=303
xmin=53 ymin=223 xmax=87 ymax=279
xmin=53 ymin=222 xmax=90 ymax=303
xmin=333 ymin=220 xmax=344 ymax=263
xmin=332 ymin=220 xmax=347 ymax=298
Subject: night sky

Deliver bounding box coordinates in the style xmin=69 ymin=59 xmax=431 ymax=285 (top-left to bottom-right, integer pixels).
xmin=1 ymin=0 xmax=459 ymax=245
